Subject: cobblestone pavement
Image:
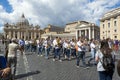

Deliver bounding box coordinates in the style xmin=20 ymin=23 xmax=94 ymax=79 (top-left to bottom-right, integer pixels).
xmin=16 ymin=51 xmax=120 ymax=80
xmin=0 ymin=43 xmax=120 ymax=80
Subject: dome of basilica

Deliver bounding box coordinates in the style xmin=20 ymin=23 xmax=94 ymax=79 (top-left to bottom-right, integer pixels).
xmin=17 ymin=14 xmax=29 ymax=25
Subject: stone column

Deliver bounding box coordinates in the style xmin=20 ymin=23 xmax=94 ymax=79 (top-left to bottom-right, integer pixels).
xmin=76 ymin=30 xmax=78 ymax=40
xmin=92 ymin=27 xmax=94 ymax=39
xmin=31 ymin=32 xmax=33 ymax=39
xmin=34 ymin=32 xmax=36 ymax=39
xmin=7 ymin=31 xmax=12 ymax=39
xmin=4 ymin=32 xmax=6 ymax=39
xmin=39 ymin=32 xmax=41 ymax=38
xmin=24 ymin=32 xmax=26 ymax=40
xmin=79 ymin=30 xmax=81 ymax=37
xmin=17 ymin=32 xmax=20 ymax=39
xmin=85 ymin=29 xmax=87 ymax=37
xmin=30 ymin=32 xmax=31 ymax=39
xmin=13 ymin=31 xmax=15 ymax=38
xmin=89 ymin=28 xmax=91 ymax=40
xmin=20 ymin=32 xmax=23 ymax=38
xmin=27 ymin=31 xmax=29 ymax=40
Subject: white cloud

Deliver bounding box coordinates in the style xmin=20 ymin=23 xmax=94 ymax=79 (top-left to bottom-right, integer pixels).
xmin=0 ymin=0 xmax=120 ymax=32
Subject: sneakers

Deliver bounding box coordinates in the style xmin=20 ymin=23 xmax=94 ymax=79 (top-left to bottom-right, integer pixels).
xmin=76 ymin=65 xmax=80 ymax=68
xmin=59 ymin=60 xmax=62 ymax=62
xmin=41 ymin=55 xmax=43 ymax=57
xmin=65 ymin=55 xmax=67 ymax=59
xmin=68 ymin=58 xmax=71 ymax=60
xmin=84 ymin=66 xmax=90 ymax=69
xmin=53 ymin=59 xmax=56 ymax=61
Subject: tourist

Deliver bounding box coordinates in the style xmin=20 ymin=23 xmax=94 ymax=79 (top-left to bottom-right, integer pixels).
xmin=7 ymin=38 xmax=21 ymax=80
xmin=18 ymin=38 xmax=25 ymax=55
xmin=70 ymin=39 xmax=76 ymax=58
xmin=53 ymin=37 xmax=62 ymax=62
xmin=95 ymin=40 xmax=115 ymax=80
xmin=88 ymin=39 xmax=96 ymax=65
xmin=0 ymin=55 xmax=11 ymax=79
xmin=76 ymin=38 xmax=87 ymax=68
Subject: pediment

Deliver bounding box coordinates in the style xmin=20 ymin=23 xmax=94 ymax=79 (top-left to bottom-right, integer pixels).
xmin=76 ymin=24 xmax=88 ymax=28
xmin=79 ymin=24 xmax=87 ymax=27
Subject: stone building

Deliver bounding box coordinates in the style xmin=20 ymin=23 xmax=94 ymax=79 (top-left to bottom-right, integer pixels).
xmin=65 ymin=21 xmax=100 ymax=40
xmin=41 ymin=24 xmax=64 ymax=39
xmin=100 ymin=8 xmax=120 ymax=40
xmin=42 ymin=21 xmax=100 ymax=40
xmin=44 ymin=24 xmax=64 ymax=34
xmin=65 ymin=21 xmax=80 ymax=33
xmin=3 ymin=14 xmax=43 ymax=40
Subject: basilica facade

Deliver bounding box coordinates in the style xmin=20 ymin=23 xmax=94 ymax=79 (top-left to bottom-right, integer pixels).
xmin=3 ymin=14 xmax=43 ymax=40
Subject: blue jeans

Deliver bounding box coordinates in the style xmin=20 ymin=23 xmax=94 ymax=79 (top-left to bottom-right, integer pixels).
xmin=54 ymin=48 xmax=61 ymax=60
xmin=71 ymin=49 xmax=76 ymax=57
xmin=25 ymin=44 xmax=30 ymax=52
xmin=76 ymin=51 xmax=86 ymax=66
xmin=37 ymin=46 xmax=42 ymax=55
xmin=88 ymin=49 xmax=96 ymax=63
xmin=66 ymin=49 xmax=70 ymax=58
xmin=7 ymin=57 xmax=17 ymax=78
xmin=41 ymin=46 xmax=45 ymax=54
xmin=45 ymin=48 xmax=49 ymax=59
xmin=99 ymin=71 xmax=114 ymax=80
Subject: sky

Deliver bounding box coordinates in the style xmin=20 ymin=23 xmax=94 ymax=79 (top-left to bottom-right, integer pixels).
xmin=0 ymin=0 xmax=120 ymax=32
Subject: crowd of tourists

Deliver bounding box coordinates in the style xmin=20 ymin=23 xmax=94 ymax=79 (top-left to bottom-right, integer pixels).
xmin=0 ymin=37 xmax=120 ymax=80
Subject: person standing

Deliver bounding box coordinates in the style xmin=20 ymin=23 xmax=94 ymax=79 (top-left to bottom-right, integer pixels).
xmin=7 ymin=38 xmax=20 ymax=80
xmin=95 ymin=40 xmax=115 ymax=80
xmin=88 ymin=39 xmax=96 ymax=65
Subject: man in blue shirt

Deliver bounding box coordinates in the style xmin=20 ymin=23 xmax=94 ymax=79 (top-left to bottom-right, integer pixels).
xmin=0 ymin=55 xmax=11 ymax=79
xmin=18 ymin=38 xmax=25 ymax=55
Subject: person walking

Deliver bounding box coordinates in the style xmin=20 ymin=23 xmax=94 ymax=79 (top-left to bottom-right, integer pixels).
xmin=53 ymin=37 xmax=62 ymax=62
xmin=88 ymin=39 xmax=96 ymax=65
xmin=95 ymin=40 xmax=115 ymax=80
xmin=70 ymin=39 xmax=76 ymax=58
xmin=76 ymin=38 xmax=87 ymax=68
xmin=7 ymin=38 xmax=21 ymax=80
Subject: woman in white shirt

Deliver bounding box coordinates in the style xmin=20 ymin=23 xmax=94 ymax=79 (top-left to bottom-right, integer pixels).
xmin=95 ymin=40 xmax=115 ymax=80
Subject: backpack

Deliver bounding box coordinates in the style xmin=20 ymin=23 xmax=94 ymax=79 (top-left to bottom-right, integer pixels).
xmin=101 ymin=53 xmax=115 ymax=72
